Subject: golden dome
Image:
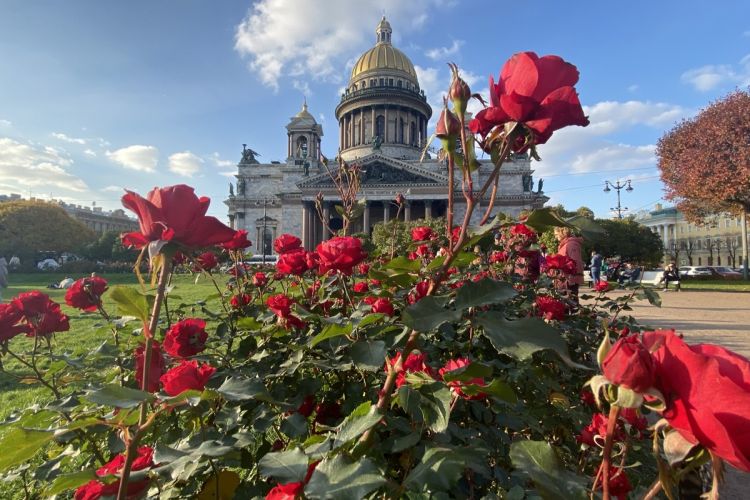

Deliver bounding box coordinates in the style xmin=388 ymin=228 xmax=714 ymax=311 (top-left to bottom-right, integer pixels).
xmin=349 ymin=17 xmax=418 ymax=84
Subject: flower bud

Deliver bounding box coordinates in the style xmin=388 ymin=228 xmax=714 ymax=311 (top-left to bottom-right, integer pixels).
xmin=435 ymin=108 xmax=461 ymax=140
xmin=449 ymin=63 xmax=471 ymax=116
xmin=602 ymin=336 xmax=655 ymax=393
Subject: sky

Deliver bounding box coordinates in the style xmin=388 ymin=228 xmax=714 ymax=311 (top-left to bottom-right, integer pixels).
xmin=1 ymin=0 xmax=749 ymax=222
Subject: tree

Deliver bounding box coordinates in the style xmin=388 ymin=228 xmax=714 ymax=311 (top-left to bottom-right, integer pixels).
xmin=679 ymin=238 xmax=696 ymax=266
xmin=656 ymin=88 xmax=750 ymax=277
xmin=725 ymin=236 xmax=739 ymax=268
xmin=586 ymin=218 xmax=664 ymax=267
xmin=575 ymin=206 xmax=595 ymax=218
xmin=0 ymin=201 xmax=95 ymax=261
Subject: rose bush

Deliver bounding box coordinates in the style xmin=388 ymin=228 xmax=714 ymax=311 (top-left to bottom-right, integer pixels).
xmin=0 ymin=53 xmax=743 ymax=500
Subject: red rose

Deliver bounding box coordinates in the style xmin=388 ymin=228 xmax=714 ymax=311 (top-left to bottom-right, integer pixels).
xmin=594 ymin=280 xmax=611 ymax=292
xmin=253 ymin=272 xmax=268 ymax=287
xmin=121 ymin=184 xmax=235 ymax=249
xmin=542 ymin=254 xmax=576 ymax=275
xmin=352 ymin=281 xmax=369 ymax=293
xmin=620 ymin=407 xmax=648 ymax=432
xmin=316 ymin=236 xmax=367 ymax=275
xmin=362 ymin=296 xmax=377 ymax=306
xmin=296 ymin=395 xmax=316 ymax=417
xmin=276 ymin=249 xmax=309 ymax=276
xmin=358 ymin=262 xmax=370 ymax=275
xmin=439 ymin=358 xmax=487 ymax=400
xmin=274 ymin=233 xmax=302 ymax=254
xmin=314 ymin=401 xmax=342 ymax=426
xmin=509 ymin=223 xmax=537 ymax=243
xmin=266 ymin=481 xmax=304 ymax=500
xmin=643 ymin=329 xmax=750 ymax=472
xmin=305 ymin=251 xmax=320 ymax=272
xmin=386 ymin=352 xmax=435 ymax=388
xmin=535 ymin=295 xmax=566 ymax=321
xmin=12 ymin=291 xmax=69 ymax=337
xmin=172 ymin=251 xmax=188 ymax=266
xmin=597 ymin=467 xmax=632 ymax=500
xmin=411 ymin=226 xmax=434 ymax=242
xmin=407 ymin=280 xmax=431 ymax=304
xmin=602 ymin=335 xmax=655 ymax=393
xmin=160 ymin=360 xmax=215 ymax=396
xmin=369 ymin=279 xmax=381 ymax=287
xmin=0 ymin=303 xmax=29 ymax=342
xmin=135 ymin=341 xmax=165 ymax=393
xmin=371 ymin=298 xmax=394 ymax=316
xmin=267 ymin=294 xmax=294 ymax=318
xmin=163 ymin=318 xmax=208 ymax=358
xmin=489 ymin=251 xmax=508 ymax=263
xmin=415 ymin=244 xmax=431 ymax=258
xmin=65 ymin=277 xmax=108 ymax=312
xmin=576 ymin=412 xmax=625 ymax=447
xmin=75 ymin=446 xmax=154 ymax=500
xmin=220 ymin=229 xmax=252 ymax=250
xmin=407 ymin=251 xmax=419 ymax=261
xmin=194 ymin=251 xmax=219 ymax=272
xmin=230 ymin=293 xmax=251 ymax=309
xmin=469 ymin=52 xmax=589 ymax=149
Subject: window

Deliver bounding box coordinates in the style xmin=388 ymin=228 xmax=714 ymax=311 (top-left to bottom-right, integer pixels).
xmin=410 ymin=122 xmax=417 ymax=146
xmin=399 ymin=118 xmax=405 ymax=143
xmin=296 ymin=136 xmax=308 ymax=158
xmin=397 ymin=80 xmax=402 ymax=88
xmin=370 ymin=79 xmax=375 ymax=87
xmin=389 ymin=78 xmax=393 ymax=86
xmin=375 ymin=115 xmax=385 ymax=141
xmin=379 ymin=78 xmax=384 ymax=86
xmin=362 ymin=81 xmax=366 ymax=88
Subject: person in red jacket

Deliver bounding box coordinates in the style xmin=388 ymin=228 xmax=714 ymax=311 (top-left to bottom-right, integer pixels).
xmin=554 ymin=226 xmax=585 ymax=303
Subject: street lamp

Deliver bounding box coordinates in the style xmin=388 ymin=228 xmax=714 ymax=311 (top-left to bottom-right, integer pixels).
xmin=256 ymin=197 xmax=276 ymax=264
xmin=603 ymin=180 xmax=634 ymax=219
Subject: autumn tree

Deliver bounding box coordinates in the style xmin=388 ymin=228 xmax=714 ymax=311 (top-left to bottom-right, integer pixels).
xmin=0 ymin=201 xmax=96 ymax=262
xmin=656 ymin=88 xmax=750 ymax=276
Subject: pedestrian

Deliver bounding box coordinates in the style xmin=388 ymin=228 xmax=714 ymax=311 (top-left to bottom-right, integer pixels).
xmin=0 ymin=257 xmax=8 ymax=302
xmin=554 ymin=227 xmax=584 ymax=303
xmin=661 ymin=262 xmax=681 ymax=291
xmin=590 ymin=249 xmax=603 ymax=286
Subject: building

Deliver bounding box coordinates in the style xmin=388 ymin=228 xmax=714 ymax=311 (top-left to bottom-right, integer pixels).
xmin=0 ymin=194 xmax=139 ymax=235
xmin=225 ymin=17 xmax=547 ymax=254
xmin=637 ymin=204 xmax=747 ymax=267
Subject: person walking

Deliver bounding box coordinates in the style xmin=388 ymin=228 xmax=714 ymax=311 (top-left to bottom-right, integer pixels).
xmin=0 ymin=257 xmax=8 ymax=302
xmin=554 ymin=227 xmax=585 ymax=303
xmin=590 ymin=249 xmax=603 ymax=286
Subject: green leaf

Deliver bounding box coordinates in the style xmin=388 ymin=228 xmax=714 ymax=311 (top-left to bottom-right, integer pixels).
xmin=304 ymin=455 xmax=385 ymax=499
xmin=310 ymin=322 xmax=353 ymax=347
xmin=425 ymin=255 xmax=446 ymax=271
xmin=417 ymin=382 xmax=452 ymax=433
xmin=509 ymin=441 xmax=588 ymax=500
xmin=281 ymin=413 xmax=308 ymax=439
xmin=46 ymin=470 xmax=97 ymax=496
xmin=402 ymin=296 xmax=461 ymax=332
xmin=235 ymin=317 xmax=263 ymax=331
xmin=470 ymin=378 xmax=517 ymax=403
xmin=334 ymin=402 xmax=382 ymax=449
xmin=404 ymin=447 xmax=465 ymax=492
xmin=454 ymin=278 xmax=517 ymax=310
xmin=356 ymin=313 xmax=385 ymax=329
xmin=384 ymin=255 xmax=422 ymax=272
xmin=637 ymin=287 xmax=662 ymax=307
xmin=258 ymin=447 xmax=309 ymax=483
xmin=216 ymin=376 xmax=269 ymax=402
xmin=349 ymin=340 xmax=386 ymax=372
xmin=477 ymin=312 xmax=587 ymax=369
xmin=440 ymin=362 xmax=493 ymax=383
xmin=524 ymin=208 xmax=573 ymax=233
xmin=85 ymin=384 xmax=156 ymax=408
xmin=451 ymin=251 xmax=478 ymax=267
xmin=0 ymin=428 xmax=54 ymax=472
xmin=107 ymin=285 xmax=152 ymax=323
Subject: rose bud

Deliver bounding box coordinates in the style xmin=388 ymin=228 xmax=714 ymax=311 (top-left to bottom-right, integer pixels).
xmin=602 ymin=336 xmax=656 ymax=393
xmin=449 ymin=62 xmax=471 ymax=116
xmin=435 ymin=107 xmax=461 ymax=141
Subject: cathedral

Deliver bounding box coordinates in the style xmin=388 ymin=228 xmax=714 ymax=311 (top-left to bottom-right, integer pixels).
xmin=225 ymin=17 xmax=547 ymax=255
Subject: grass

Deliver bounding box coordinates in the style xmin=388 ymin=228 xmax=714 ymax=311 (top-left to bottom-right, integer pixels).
xmin=0 ymin=271 xmax=229 ymax=422
xmin=679 ymin=279 xmax=750 ymax=292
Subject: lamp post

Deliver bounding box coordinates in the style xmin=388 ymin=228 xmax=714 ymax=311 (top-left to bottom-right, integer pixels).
xmin=603 ymin=180 xmax=633 ymax=219
xmin=256 ymin=197 xmax=276 ymax=264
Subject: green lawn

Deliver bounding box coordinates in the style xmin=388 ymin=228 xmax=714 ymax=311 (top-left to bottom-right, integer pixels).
xmin=0 ymin=271 xmax=230 ymax=422
xmin=679 ymin=279 xmax=750 ymax=292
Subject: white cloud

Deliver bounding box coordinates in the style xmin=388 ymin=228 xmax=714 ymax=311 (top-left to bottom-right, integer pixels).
xmin=0 ymin=119 xmax=11 ymax=127
xmin=0 ymin=137 xmax=88 ymax=193
xmin=681 ymin=55 xmax=750 ymax=91
xmin=101 ymin=185 xmax=125 ymax=192
xmin=168 ymin=151 xmax=203 ymax=177
xmin=51 ymin=132 xmax=86 ymax=145
xmin=292 ymin=80 xmax=312 ymax=97
xmin=234 ymin=0 xmax=447 ymax=90
xmin=582 ymin=101 xmax=689 ymax=135
xmin=568 ymin=144 xmax=655 ymax=174
xmin=106 ymin=145 xmax=159 ymax=172
xmin=83 ymin=148 xmax=97 ymax=157
xmin=425 ymin=40 xmax=464 ymax=61
xmin=210 ymin=152 xmax=235 ymax=169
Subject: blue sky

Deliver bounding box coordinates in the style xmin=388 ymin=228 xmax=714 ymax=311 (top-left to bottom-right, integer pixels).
xmin=1 ymin=0 xmax=749 ymax=221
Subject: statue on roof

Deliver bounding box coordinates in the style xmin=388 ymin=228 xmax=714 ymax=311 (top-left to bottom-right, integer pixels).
xmin=371 ymin=135 xmax=382 ymax=151
xmin=229 ymin=182 xmax=234 ymax=196
xmin=240 ymin=144 xmax=260 ymax=164
xmin=536 ymin=178 xmax=544 ymax=194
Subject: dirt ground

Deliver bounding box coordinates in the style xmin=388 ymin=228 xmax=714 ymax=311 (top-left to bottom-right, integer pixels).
xmin=596 ymin=289 xmax=750 ymax=498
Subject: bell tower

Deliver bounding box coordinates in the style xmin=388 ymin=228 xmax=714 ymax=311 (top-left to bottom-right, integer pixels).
xmin=286 ymin=100 xmax=323 ymax=173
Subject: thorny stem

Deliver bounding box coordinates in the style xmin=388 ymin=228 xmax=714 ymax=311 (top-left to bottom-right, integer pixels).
xmin=600 ymin=404 xmax=621 ymax=500
xmin=139 ymin=259 xmax=172 ymax=426
xmin=97 ymin=304 xmax=126 ymax=385
xmin=116 ymin=408 xmax=162 ymax=500
xmin=643 ymin=479 xmax=663 ymax=500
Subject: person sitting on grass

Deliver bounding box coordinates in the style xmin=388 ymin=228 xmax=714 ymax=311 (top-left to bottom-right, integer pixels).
xmin=660 ymin=263 xmax=681 ymax=291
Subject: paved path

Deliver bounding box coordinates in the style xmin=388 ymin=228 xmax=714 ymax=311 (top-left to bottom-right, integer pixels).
xmin=596 ymin=289 xmax=750 ymax=497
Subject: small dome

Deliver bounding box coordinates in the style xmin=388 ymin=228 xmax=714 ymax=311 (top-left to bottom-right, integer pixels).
xmin=295 ymin=101 xmax=314 ymax=120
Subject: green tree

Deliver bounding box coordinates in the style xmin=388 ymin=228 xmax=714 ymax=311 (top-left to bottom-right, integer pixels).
xmin=586 ymin=218 xmax=663 ymax=266
xmin=0 ymin=201 xmax=95 ymax=261
xmin=371 ymin=217 xmax=447 ymax=257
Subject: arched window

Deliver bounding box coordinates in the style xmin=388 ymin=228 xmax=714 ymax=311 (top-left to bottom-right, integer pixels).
xmin=262 ymin=227 xmax=273 ymax=256
xmin=375 ymin=115 xmax=385 ymax=141
xmin=296 ymin=136 xmax=308 ymax=158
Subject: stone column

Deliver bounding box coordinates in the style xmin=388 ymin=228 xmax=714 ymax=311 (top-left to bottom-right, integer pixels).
xmin=384 ymin=106 xmax=389 ymax=143
xmin=301 ymin=203 xmax=309 ymax=249
xmin=383 ymin=202 xmax=391 ymax=223
xmin=404 ymin=201 xmax=412 ymax=222
xmin=363 ymin=201 xmax=371 ymax=234
xmin=424 ymin=200 xmax=432 ymax=220
xmin=371 ymin=107 xmax=375 ymax=140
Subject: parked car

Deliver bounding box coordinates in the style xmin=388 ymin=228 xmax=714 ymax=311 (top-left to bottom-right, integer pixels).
xmin=708 ymin=266 xmax=742 ymax=279
xmin=37 ymin=258 xmax=61 ymax=270
xmin=678 ymin=266 xmax=713 ymax=277
xmin=245 ymin=255 xmax=278 ymax=266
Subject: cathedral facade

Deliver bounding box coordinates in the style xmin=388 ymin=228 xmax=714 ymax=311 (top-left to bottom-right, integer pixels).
xmin=225 ymin=18 xmax=547 ymax=255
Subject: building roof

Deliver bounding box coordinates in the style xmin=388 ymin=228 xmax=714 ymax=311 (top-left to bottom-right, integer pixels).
xmin=349 ymin=17 xmax=418 ymax=84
